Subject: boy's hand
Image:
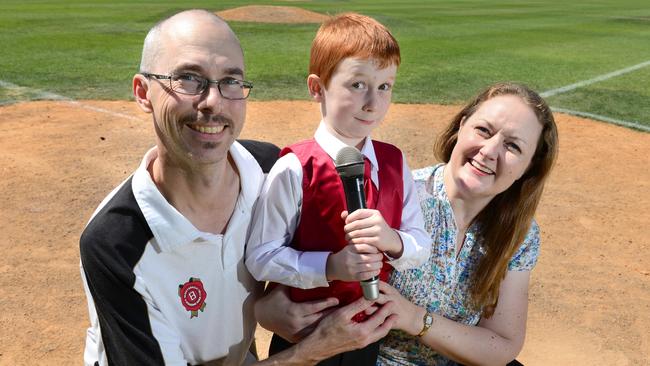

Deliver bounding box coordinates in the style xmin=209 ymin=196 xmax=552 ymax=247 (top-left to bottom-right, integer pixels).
xmin=326 ymin=243 xmax=384 ymax=282
xmin=342 ymin=209 xmax=404 ymax=258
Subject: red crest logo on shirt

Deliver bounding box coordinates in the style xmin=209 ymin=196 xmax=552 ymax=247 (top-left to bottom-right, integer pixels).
xmin=178 ymin=277 xmax=207 ymax=318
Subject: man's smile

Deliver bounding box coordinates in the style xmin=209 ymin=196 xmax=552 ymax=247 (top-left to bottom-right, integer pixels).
xmin=187 ymin=124 xmax=227 ymax=134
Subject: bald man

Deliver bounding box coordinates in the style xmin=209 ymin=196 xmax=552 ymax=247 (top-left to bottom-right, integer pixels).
xmin=80 ymin=9 xmax=395 ymax=366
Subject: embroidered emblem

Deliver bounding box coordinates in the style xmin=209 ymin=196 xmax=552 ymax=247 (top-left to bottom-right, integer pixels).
xmin=178 ymin=277 xmax=207 ymax=318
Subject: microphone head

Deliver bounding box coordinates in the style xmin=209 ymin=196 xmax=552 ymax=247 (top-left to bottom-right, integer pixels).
xmin=335 ymin=146 xmax=365 ymax=177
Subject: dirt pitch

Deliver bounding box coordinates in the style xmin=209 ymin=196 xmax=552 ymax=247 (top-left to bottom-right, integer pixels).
xmin=217 ymin=5 xmax=329 ymax=24
xmin=0 ymin=99 xmax=648 ymax=365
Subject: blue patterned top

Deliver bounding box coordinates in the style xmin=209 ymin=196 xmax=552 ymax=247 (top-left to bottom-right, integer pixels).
xmin=377 ymin=164 xmax=540 ymax=366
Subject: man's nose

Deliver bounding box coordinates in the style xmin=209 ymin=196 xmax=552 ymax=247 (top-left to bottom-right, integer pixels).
xmin=198 ymin=83 xmax=223 ymax=113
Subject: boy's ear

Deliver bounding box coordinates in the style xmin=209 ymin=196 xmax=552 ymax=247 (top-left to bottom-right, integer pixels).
xmin=133 ymin=74 xmax=153 ymax=113
xmin=307 ymin=74 xmax=324 ymax=102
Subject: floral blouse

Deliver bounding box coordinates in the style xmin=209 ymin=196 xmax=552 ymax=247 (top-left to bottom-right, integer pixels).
xmin=377 ymin=164 xmax=540 ymax=366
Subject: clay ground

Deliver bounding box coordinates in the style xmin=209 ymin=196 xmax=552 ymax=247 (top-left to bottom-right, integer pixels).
xmin=0 ymin=100 xmax=648 ymax=365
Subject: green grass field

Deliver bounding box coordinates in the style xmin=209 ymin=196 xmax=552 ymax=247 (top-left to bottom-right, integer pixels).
xmin=1 ymin=0 xmax=649 ymax=130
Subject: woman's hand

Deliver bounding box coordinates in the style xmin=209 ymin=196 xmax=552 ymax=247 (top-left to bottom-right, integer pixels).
xmin=375 ymin=281 xmax=426 ymax=336
xmin=254 ymin=284 xmax=339 ymax=343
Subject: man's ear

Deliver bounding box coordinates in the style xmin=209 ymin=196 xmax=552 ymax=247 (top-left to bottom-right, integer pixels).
xmin=307 ymin=74 xmax=324 ymax=102
xmin=133 ymin=74 xmax=153 ymax=113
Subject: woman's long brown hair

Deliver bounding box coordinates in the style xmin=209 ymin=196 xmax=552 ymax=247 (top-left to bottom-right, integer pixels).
xmin=434 ymin=82 xmax=559 ymax=317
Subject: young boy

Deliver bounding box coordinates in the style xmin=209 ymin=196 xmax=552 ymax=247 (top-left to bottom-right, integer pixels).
xmin=246 ymin=13 xmax=430 ymax=365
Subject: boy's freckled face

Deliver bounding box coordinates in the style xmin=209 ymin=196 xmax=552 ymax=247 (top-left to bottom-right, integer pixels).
xmin=320 ymin=58 xmax=397 ymax=145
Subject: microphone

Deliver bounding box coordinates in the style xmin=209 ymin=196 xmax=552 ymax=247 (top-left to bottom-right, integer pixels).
xmin=335 ymin=146 xmax=379 ymax=301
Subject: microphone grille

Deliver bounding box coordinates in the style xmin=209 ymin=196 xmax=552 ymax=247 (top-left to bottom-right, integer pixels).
xmin=335 ymin=146 xmax=365 ymax=177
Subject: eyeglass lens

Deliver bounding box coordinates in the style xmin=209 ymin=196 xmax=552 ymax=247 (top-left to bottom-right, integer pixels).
xmin=170 ymin=75 xmax=250 ymax=99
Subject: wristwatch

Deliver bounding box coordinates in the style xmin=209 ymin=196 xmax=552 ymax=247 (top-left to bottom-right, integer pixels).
xmin=417 ymin=311 xmax=433 ymax=337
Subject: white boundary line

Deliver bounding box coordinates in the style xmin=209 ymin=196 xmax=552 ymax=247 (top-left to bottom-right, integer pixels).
xmin=552 ymin=107 xmax=650 ymax=132
xmin=66 ymin=100 xmax=145 ymax=122
xmin=0 ymin=80 xmax=143 ymax=122
xmin=539 ymin=60 xmax=650 ymax=132
xmin=540 ymin=60 xmax=650 ymax=98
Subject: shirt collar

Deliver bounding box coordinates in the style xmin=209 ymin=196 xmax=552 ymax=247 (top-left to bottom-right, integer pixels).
xmin=314 ymin=121 xmax=379 ymax=172
xmin=434 ymin=163 xmax=481 ymax=236
xmin=131 ymin=143 xmax=263 ymax=252
xmin=433 ymin=163 xmax=448 ymax=203
xmin=230 ymin=140 xmax=264 ymax=210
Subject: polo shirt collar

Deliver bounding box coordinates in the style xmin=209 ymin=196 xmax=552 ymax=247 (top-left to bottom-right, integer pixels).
xmin=230 ymin=140 xmax=263 ymax=210
xmin=131 ymin=143 xmax=262 ymax=252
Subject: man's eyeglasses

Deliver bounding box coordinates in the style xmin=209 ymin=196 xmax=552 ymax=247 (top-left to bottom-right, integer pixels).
xmin=141 ymin=72 xmax=253 ymax=100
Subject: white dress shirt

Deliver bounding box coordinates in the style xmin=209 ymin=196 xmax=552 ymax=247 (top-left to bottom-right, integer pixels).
xmin=246 ymin=122 xmax=431 ymax=289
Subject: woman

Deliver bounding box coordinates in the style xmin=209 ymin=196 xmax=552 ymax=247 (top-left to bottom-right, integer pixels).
xmin=376 ymin=82 xmax=558 ymax=366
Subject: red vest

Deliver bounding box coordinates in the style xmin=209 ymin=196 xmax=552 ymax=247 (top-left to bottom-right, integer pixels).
xmin=280 ymin=139 xmax=403 ymax=321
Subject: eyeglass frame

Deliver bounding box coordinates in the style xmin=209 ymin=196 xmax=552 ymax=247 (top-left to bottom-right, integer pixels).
xmin=140 ymin=72 xmax=253 ymax=100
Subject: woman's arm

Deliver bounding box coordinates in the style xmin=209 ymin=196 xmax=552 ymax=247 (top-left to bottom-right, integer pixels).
xmin=378 ymin=270 xmax=530 ymax=366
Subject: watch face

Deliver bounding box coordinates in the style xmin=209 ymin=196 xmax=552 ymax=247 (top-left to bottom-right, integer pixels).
xmin=425 ymin=314 xmax=433 ymax=326
xmin=418 ymin=312 xmax=434 ymax=336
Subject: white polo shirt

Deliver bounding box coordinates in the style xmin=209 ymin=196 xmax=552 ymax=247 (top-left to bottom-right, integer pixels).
xmin=81 ymin=142 xmax=269 ymax=366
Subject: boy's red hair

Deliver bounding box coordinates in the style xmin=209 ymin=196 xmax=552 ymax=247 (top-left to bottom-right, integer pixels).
xmin=310 ymin=13 xmax=401 ymax=88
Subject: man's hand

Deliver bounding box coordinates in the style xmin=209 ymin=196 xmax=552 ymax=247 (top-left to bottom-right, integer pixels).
xmin=254 ymin=285 xmax=339 ymax=343
xmin=325 ymin=243 xmax=384 ymax=282
xmin=342 ymin=209 xmax=404 ymax=258
xmin=290 ymin=296 xmax=399 ymax=364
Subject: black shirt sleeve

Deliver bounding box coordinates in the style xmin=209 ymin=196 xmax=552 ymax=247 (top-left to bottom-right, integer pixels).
xmin=80 ymin=178 xmax=166 ymax=366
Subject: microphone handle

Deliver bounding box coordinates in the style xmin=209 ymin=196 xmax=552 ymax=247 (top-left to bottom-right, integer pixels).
xmin=340 ymin=175 xmax=366 ymax=212
xmin=340 ymin=175 xmax=379 ymax=300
